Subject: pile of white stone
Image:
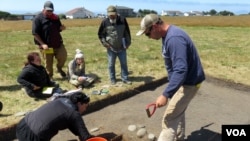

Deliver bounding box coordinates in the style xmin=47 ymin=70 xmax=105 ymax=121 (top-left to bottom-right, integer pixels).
xmin=127 ymin=124 xmax=156 ymax=141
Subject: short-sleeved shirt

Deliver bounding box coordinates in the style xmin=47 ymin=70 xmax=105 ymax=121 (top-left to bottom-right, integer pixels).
xmin=32 ymin=12 xmax=63 ymax=48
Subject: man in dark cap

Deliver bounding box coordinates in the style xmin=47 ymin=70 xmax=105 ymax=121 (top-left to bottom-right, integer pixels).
xmin=136 ymin=14 xmax=205 ymax=141
xmin=98 ymin=5 xmax=132 ymax=85
xmin=32 ymin=1 xmax=67 ymax=80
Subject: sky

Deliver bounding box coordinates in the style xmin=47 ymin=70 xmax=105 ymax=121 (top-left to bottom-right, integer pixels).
xmin=0 ymin=0 xmax=250 ymax=15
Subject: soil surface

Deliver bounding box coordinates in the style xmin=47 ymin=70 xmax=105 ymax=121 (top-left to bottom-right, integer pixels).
xmin=48 ymin=76 xmax=250 ymax=141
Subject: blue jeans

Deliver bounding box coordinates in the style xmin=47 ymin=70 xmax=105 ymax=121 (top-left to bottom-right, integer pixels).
xmin=107 ymin=49 xmax=129 ymax=82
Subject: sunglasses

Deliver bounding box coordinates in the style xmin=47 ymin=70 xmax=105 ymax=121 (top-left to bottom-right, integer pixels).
xmin=145 ymin=26 xmax=153 ymax=37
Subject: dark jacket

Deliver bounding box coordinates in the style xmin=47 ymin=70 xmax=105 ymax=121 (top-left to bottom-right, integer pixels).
xmin=32 ymin=12 xmax=63 ymax=48
xmin=17 ymin=98 xmax=92 ymax=141
xmin=98 ymin=15 xmax=131 ymax=52
xmin=17 ymin=64 xmax=56 ymax=98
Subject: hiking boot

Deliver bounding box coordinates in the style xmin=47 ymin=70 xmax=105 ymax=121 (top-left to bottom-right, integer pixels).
xmin=123 ymin=80 xmax=132 ymax=85
xmin=0 ymin=101 xmax=2 ymax=112
xmin=57 ymin=69 xmax=66 ymax=77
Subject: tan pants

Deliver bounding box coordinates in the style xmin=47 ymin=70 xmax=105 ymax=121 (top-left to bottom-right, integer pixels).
xmin=40 ymin=44 xmax=67 ymax=78
xmin=158 ymin=84 xmax=201 ymax=141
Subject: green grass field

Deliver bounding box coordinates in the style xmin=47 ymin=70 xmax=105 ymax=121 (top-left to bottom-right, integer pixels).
xmin=0 ymin=16 xmax=250 ymax=127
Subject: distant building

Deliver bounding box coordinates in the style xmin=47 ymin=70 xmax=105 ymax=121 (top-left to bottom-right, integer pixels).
xmin=96 ymin=14 xmax=106 ymax=19
xmin=190 ymin=11 xmax=204 ymax=16
xmin=161 ymin=10 xmax=204 ymax=17
xmin=161 ymin=10 xmax=184 ymax=16
xmin=65 ymin=7 xmax=95 ymax=19
xmin=114 ymin=6 xmax=135 ymax=17
xmin=22 ymin=13 xmax=36 ymax=20
xmin=183 ymin=11 xmax=204 ymax=16
xmin=11 ymin=12 xmax=37 ymax=20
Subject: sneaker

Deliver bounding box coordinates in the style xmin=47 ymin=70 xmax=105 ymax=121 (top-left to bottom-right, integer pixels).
xmin=123 ymin=80 xmax=132 ymax=85
xmin=57 ymin=69 xmax=66 ymax=77
xmin=111 ymin=80 xmax=116 ymax=85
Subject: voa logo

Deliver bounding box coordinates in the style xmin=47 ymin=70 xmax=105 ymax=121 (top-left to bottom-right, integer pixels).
xmin=226 ymin=129 xmax=246 ymax=136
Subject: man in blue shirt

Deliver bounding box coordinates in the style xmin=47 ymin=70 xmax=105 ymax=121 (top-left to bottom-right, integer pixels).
xmin=136 ymin=14 xmax=205 ymax=141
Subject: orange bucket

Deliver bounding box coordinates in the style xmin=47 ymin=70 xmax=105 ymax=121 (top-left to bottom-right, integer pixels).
xmin=86 ymin=137 xmax=107 ymax=141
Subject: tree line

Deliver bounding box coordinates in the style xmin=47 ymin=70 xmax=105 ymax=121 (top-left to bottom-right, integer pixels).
xmin=138 ymin=9 xmax=250 ymax=16
xmin=0 ymin=11 xmax=67 ymax=20
xmin=203 ymin=9 xmax=234 ymax=16
xmin=0 ymin=11 xmax=18 ymax=20
xmin=0 ymin=9 xmax=249 ymax=21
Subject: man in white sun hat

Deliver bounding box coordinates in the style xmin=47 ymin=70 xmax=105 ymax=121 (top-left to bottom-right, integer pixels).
xmin=137 ymin=14 xmax=205 ymax=141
